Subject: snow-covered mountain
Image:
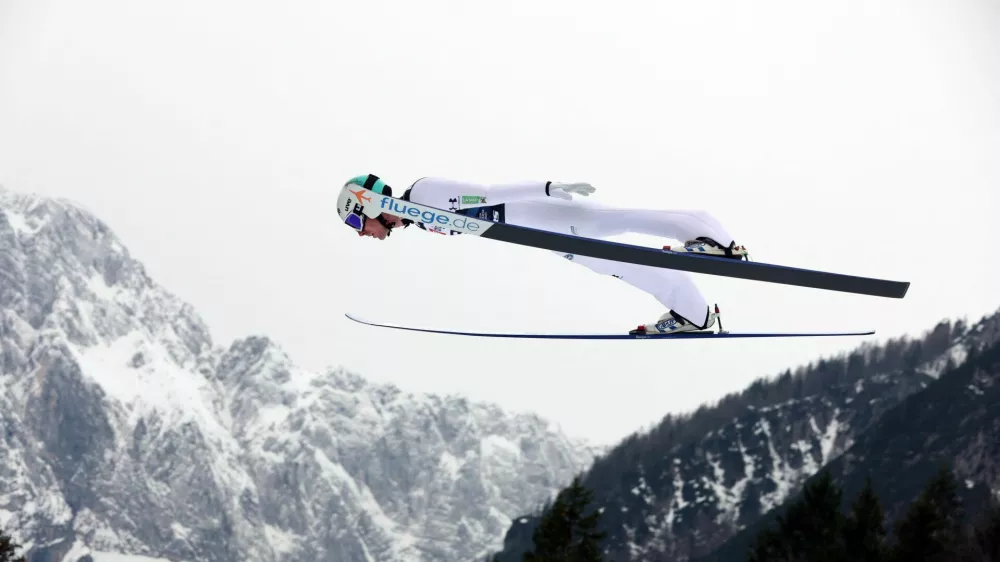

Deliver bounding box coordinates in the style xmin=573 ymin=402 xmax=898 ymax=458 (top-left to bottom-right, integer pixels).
xmin=494 ymin=306 xmax=1000 ymax=562
xmin=0 ymin=184 xmax=600 ymax=562
xmin=701 ymin=315 xmax=1000 ymax=562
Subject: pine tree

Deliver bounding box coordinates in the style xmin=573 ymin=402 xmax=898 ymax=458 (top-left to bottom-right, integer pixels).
xmin=843 ymin=476 xmax=887 ymax=562
xmin=523 ymin=475 xmax=606 ymax=562
xmin=889 ymin=464 xmax=964 ymax=562
xmin=747 ymin=526 xmax=786 ymax=562
xmin=957 ymin=500 xmax=1000 ymax=562
xmin=748 ymin=470 xmax=847 ymax=562
xmin=0 ymin=525 xmax=26 ymax=562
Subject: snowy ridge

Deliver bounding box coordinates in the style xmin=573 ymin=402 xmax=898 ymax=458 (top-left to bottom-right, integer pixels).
xmin=0 ymin=186 xmax=600 ymax=562
xmin=496 ymin=308 xmax=1000 ymax=562
xmin=694 ymin=310 xmax=1000 ymax=562
xmin=611 ymin=316 xmax=997 ymax=562
xmin=614 ymin=396 xmax=863 ymax=561
xmin=611 ymin=369 xmax=943 ymax=561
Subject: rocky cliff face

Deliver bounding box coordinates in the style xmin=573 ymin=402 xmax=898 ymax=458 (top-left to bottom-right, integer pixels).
xmin=0 ymin=185 xmax=599 ymax=562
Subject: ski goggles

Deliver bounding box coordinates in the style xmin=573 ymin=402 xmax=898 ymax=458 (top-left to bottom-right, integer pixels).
xmin=344 ymin=208 xmax=366 ymax=231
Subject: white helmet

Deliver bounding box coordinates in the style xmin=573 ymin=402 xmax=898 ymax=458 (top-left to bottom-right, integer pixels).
xmin=337 ymin=174 xmax=396 ymax=234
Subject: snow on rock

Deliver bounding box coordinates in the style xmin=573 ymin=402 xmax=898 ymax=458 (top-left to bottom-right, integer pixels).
xmin=0 ymin=186 xmax=600 ymax=562
xmin=90 ymin=553 xmax=177 ymax=562
xmin=918 ymin=341 xmax=971 ymax=379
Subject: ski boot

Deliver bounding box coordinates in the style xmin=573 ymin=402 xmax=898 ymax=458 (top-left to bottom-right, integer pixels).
xmin=629 ymin=305 xmax=725 ymax=336
xmin=663 ymin=237 xmax=750 ymax=260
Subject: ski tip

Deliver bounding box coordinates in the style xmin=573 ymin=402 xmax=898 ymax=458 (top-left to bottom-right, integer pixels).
xmin=345 ymin=312 xmax=377 ymax=326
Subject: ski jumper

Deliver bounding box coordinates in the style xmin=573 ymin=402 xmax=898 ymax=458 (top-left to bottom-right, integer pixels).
xmin=400 ymin=177 xmax=736 ymax=326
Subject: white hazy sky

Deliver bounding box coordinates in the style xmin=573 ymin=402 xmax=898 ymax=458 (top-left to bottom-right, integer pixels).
xmin=1 ymin=0 xmax=998 ymax=445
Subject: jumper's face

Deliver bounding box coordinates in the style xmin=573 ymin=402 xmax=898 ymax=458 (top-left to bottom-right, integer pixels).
xmin=359 ymin=216 xmax=390 ymax=239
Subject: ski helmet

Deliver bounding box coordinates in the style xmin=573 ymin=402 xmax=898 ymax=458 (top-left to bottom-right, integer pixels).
xmin=337 ymin=174 xmax=397 ymax=234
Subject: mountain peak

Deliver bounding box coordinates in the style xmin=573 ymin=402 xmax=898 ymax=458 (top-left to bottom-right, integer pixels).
xmin=1 ymin=185 xmax=598 ymax=562
xmin=1 ymin=186 xmax=215 ymax=367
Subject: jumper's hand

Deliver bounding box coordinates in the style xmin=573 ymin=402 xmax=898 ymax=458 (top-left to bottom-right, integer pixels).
xmin=548 ymin=182 xmax=596 ymax=200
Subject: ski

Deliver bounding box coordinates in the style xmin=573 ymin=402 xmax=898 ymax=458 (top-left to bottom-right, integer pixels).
xmin=366 ymin=193 xmax=910 ymax=299
xmin=345 ymin=313 xmax=875 ymax=340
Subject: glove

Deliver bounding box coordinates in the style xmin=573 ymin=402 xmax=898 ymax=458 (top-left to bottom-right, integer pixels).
xmin=547 ymin=181 xmax=596 ymax=200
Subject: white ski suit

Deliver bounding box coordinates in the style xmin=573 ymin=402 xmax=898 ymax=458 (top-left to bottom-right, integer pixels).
xmin=399 ymin=177 xmax=737 ymax=326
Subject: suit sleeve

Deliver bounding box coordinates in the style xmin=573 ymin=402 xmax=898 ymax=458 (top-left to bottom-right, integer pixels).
xmin=405 ymin=177 xmax=550 ymax=209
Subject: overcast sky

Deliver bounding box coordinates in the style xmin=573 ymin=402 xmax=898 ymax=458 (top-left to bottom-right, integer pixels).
xmin=2 ymin=0 xmax=998 ymax=445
